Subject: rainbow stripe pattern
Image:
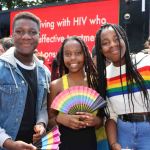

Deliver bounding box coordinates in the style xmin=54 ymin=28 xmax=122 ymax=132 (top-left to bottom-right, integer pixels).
xmin=51 ymin=86 xmax=106 ymax=114
xmin=34 ymin=126 xmax=60 ymax=150
xmin=107 ymin=66 xmax=150 ymax=98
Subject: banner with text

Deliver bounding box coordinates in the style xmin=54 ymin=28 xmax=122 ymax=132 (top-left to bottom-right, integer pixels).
xmin=10 ymin=0 xmax=119 ymax=61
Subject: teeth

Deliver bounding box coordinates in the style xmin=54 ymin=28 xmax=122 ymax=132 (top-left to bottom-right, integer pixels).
xmin=70 ymin=64 xmax=77 ymax=67
xmin=112 ymin=49 xmax=119 ymax=53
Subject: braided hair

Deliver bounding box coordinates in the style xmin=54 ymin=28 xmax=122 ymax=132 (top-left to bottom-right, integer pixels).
xmin=95 ymin=23 xmax=149 ymax=112
xmin=51 ymin=36 xmax=98 ymax=91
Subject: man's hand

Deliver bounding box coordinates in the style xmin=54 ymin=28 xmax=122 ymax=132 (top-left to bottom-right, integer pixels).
xmin=3 ymin=139 xmax=36 ymax=150
xmin=33 ymin=123 xmax=46 ymax=143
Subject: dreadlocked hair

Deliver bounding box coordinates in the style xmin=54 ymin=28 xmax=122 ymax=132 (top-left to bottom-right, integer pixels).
xmin=95 ymin=23 xmax=149 ymax=113
xmin=95 ymin=25 xmax=108 ymax=118
xmin=52 ymin=36 xmax=99 ymax=91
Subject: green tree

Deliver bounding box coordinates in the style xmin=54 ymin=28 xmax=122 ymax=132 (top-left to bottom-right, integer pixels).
xmin=0 ymin=0 xmax=64 ymax=10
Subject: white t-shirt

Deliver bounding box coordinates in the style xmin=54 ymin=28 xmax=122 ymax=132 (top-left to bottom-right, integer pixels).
xmin=106 ymin=53 xmax=150 ymax=121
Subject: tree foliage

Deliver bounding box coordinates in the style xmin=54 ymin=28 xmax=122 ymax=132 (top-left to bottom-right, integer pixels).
xmin=0 ymin=0 xmax=65 ymax=10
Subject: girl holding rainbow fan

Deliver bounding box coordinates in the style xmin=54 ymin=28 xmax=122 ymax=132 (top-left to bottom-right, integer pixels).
xmin=48 ymin=36 xmax=104 ymax=150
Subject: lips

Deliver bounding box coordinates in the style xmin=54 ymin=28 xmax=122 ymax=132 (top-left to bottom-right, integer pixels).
xmin=111 ymin=48 xmax=120 ymax=54
xmin=112 ymin=50 xmax=119 ymax=54
xmin=70 ymin=63 xmax=78 ymax=68
xmin=22 ymin=43 xmax=31 ymax=45
xmin=22 ymin=43 xmax=32 ymax=48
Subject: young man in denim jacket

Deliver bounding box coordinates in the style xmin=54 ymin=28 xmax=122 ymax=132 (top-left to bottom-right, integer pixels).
xmin=0 ymin=12 xmax=50 ymax=150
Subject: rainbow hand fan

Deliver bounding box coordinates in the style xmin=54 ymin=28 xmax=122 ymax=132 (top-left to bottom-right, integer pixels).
xmin=51 ymin=86 xmax=106 ymax=114
xmin=34 ymin=126 xmax=61 ymax=150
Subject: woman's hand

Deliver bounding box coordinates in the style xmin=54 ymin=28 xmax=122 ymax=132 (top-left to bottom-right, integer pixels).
xmin=56 ymin=113 xmax=88 ymax=130
xmin=111 ymin=142 xmax=121 ymax=150
xmin=33 ymin=123 xmax=46 ymax=143
xmin=76 ymin=112 xmax=101 ymax=127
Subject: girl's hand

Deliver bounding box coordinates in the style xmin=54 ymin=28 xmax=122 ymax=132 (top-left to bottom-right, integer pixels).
xmin=111 ymin=142 xmax=121 ymax=150
xmin=56 ymin=113 xmax=88 ymax=130
xmin=33 ymin=123 xmax=46 ymax=143
xmin=76 ymin=112 xmax=101 ymax=127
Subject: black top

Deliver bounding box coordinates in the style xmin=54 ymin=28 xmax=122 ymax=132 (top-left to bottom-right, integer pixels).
xmin=16 ymin=64 xmax=37 ymax=143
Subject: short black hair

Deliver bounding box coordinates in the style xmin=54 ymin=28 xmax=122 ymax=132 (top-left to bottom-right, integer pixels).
xmin=13 ymin=12 xmax=40 ymax=30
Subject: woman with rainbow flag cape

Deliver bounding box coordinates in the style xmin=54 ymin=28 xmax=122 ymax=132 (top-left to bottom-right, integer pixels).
xmin=95 ymin=23 xmax=150 ymax=150
xmin=48 ymin=36 xmax=105 ymax=150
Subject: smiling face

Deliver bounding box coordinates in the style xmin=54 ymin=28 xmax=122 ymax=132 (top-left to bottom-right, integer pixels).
xmin=100 ymin=26 xmax=126 ymax=66
xmin=63 ymin=39 xmax=85 ymax=73
xmin=12 ymin=18 xmax=40 ymax=56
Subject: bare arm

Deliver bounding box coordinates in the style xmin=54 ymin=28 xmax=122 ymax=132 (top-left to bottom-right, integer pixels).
xmin=105 ymin=119 xmax=121 ymax=150
xmin=48 ymin=80 xmax=60 ymax=128
xmin=48 ymin=79 xmax=87 ymax=130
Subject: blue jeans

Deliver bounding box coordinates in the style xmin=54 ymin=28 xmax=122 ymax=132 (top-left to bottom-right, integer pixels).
xmin=117 ymin=118 xmax=150 ymax=150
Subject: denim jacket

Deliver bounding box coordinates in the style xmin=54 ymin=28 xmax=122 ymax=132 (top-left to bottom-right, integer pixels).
xmin=0 ymin=47 xmax=51 ymax=149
